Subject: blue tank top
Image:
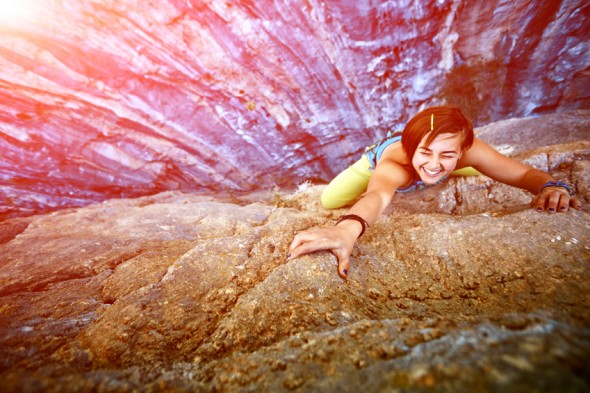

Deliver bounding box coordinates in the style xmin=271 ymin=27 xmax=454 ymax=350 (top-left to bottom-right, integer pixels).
xmin=363 ymin=131 xmax=448 ymax=193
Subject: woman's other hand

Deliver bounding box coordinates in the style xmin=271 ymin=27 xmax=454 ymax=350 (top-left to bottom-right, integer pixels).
xmin=532 ymin=186 xmax=582 ymax=212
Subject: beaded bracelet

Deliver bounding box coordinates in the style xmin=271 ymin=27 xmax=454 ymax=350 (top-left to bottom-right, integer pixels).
xmin=336 ymin=214 xmax=369 ymax=238
xmin=540 ymin=181 xmax=574 ymax=196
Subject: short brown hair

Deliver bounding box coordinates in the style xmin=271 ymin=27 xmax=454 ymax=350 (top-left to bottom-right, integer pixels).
xmin=401 ymin=105 xmax=474 ymax=159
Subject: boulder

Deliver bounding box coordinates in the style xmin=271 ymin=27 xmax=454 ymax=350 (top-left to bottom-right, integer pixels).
xmin=1 ymin=1 xmax=589 ymax=215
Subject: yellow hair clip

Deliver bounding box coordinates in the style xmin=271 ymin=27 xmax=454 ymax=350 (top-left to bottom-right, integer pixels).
xmin=430 ymin=113 xmax=434 ymax=131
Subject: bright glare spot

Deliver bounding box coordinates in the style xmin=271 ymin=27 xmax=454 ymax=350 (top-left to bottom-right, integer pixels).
xmin=0 ymin=0 xmax=35 ymax=25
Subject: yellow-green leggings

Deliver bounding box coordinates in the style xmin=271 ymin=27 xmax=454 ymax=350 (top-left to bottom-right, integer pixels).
xmin=320 ymin=155 xmax=480 ymax=209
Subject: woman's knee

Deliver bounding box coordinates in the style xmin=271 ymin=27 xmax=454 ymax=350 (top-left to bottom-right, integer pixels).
xmin=320 ymin=160 xmax=371 ymax=209
xmin=320 ymin=190 xmax=346 ymax=209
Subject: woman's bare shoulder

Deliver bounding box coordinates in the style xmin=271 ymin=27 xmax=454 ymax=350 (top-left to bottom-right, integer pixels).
xmin=371 ymin=156 xmax=413 ymax=190
xmin=379 ymin=140 xmax=409 ymax=166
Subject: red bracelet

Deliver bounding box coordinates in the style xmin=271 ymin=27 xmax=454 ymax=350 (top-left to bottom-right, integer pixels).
xmin=336 ymin=214 xmax=369 ymax=238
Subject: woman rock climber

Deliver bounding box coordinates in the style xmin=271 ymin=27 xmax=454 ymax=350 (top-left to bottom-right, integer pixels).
xmin=288 ymin=105 xmax=582 ymax=279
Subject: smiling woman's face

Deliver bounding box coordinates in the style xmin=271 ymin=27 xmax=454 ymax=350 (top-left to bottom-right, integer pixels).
xmin=411 ymin=132 xmax=463 ymax=184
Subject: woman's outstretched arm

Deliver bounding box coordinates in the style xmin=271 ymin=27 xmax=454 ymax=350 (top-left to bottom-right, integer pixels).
xmin=460 ymin=138 xmax=582 ymax=212
xmin=288 ymin=159 xmax=410 ymax=279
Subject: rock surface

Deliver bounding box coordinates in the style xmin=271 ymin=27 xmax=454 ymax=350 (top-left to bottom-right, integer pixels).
xmin=1 ymin=0 xmax=589 ymax=216
xmin=0 ymin=112 xmax=589 ymax=392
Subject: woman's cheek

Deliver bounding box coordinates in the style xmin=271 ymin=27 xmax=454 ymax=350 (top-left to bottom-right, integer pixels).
xmin=443 ymin=158 xmax=459 ymax=172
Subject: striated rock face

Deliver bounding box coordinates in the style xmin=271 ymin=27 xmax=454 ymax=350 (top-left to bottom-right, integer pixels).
xmin=0 ymin=112 xmax=589 ymax=391
xmin=1 ymin=0 xmax=589 ymax=217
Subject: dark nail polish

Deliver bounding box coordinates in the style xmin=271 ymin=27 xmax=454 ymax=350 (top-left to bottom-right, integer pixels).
xmin=343 ymin=269 xmax=348 ymax=276
xmin=287 ymin=253 xmax=291 ymax=259
xmin=549 ymin=208 xmax=555 ymax=212
xmin=560 ymin=206 xmax=566 ymax=210
xmin=537 ymin=207 xmax=543 ymax=211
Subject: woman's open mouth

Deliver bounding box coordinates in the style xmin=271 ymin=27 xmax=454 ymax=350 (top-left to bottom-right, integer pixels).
xmin=422 ymin=166 xmax=443 ymax=177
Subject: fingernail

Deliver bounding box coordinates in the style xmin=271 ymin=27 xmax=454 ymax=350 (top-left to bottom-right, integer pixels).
xmin=560 ymin=206 xmax=566 ymax=210
xmin=343 ymin=269 xmax=348 ymax=276
xmin=536 ymin=207 xmax=543 ymax=211
xmin=549 ymin=208 xmax=555 ymax=212
xmin=287 ymin=253 xmax=291 ymax=259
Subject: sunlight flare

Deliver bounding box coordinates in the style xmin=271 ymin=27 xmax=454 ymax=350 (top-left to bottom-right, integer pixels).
xmin=0 ymin=0 xmax=36 ymax=25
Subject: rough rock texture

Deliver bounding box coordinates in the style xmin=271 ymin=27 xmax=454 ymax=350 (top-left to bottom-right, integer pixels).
xmin=1 ymin=0 xmax=589 ymax=217
xmin=0 ymin=112 xmax=589 ymax=392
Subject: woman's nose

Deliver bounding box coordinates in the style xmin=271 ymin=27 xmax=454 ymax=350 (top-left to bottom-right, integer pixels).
xmin=429 ymin=156 xmax=441 ymax=167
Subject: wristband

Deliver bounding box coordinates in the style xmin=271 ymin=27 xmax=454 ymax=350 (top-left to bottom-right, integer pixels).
xmin=540 ymin=181 xmax=574 ymax=196
xmin=336 ymin=214 xmax=369 ymax=238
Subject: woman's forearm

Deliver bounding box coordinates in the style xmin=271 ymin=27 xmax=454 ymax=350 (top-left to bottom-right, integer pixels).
xmin=346 ymin=191 xmax=393 ymax=225
xmin=332 ymin=191 xmax=392 ymax=240
xmin=520 ymin=168 xmax=555 ymax=195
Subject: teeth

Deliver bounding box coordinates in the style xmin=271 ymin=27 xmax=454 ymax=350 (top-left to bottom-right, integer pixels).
xmin=423 ymin=167 xmax=442 ymax=176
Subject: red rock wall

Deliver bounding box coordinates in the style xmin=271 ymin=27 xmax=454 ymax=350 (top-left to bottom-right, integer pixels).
xmin=0 ymin=0 xmax=588 ymax=217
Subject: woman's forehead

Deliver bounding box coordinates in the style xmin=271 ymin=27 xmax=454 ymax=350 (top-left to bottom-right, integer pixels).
xmin=420 ymin=132 xmax=463 ymax=147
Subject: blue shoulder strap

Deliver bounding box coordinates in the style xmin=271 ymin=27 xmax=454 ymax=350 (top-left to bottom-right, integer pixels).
xmin=364 ymin=130 xmax=403 ymax=168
